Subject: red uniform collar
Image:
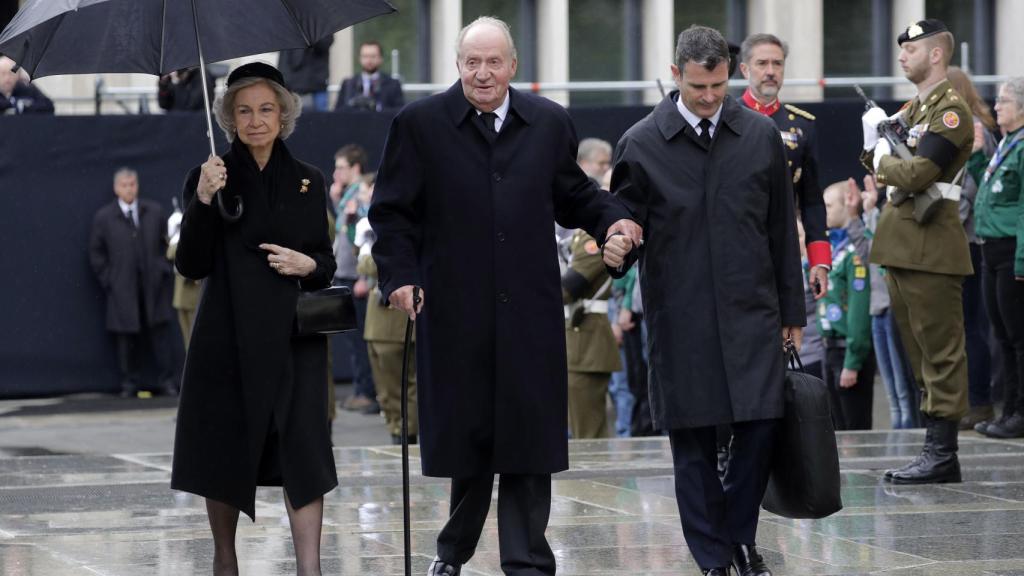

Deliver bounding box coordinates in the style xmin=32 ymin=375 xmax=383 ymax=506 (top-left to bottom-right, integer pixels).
xmin=742 ymin=88 xmax=781 ymax=116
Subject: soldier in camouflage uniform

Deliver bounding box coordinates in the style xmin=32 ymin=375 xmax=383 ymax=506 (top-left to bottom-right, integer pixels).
xmin=861 ymin=19 xmax=973 ymax=484
xmin=562 ymin=229 xmax=621 ymax=439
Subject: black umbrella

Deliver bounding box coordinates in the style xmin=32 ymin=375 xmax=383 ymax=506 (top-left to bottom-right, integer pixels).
xmin=0 ymin=0 xmax=395 ymax=218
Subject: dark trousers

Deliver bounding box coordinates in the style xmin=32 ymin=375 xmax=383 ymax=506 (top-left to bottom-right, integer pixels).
xmin=824 ymin=346 xmax=876 ymax=430
xmin=982 ymin=239 xmax=1024 ymax=415
xmin=668 ymin=419 xmax=778 ymax=570
xmin=965 ymin=242 xmax=995 ymax=407
xmin=333 ymin=278 xmax=376 ymax=398
xmin=436 ymin=473 xmax=555 ymax=576
xmin=622 ymin=316 xmax=655 ymax=436
xmin=114 ymin=322 xmax=173 ymax=392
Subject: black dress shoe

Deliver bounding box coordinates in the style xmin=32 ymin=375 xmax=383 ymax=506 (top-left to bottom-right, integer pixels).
xmin=732 ymin=544 xmax=771 ymax=576
xmin=427 ymin=556 xmax=460 ymax=575
xmin=982 ymin=413 xmax=1024 ymax=439
xmin=702 ymin=568 xmax=731 ymax=576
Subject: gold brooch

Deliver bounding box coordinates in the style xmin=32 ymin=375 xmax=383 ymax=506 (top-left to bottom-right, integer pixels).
xmin=300 ymin=178 xmax=310 ymax=194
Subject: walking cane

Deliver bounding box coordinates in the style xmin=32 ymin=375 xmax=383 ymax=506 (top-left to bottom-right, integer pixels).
xmin=400 ymin=286 xmax=420 ymax=576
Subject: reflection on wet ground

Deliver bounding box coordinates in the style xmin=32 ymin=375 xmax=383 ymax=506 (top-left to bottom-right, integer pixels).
xmin=1 ymin=431 xmax=1023 ymax=575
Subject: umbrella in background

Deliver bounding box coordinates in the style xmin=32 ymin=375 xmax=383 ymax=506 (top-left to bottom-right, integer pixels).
xmin=0 ymin=0 xmax=396 ymax=220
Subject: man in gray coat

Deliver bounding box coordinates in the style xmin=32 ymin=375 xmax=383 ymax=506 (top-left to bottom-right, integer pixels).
xmin=611 ymin=26 xmax=803 ymax=576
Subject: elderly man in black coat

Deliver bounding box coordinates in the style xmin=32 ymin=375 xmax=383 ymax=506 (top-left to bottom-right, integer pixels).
xmin=611 ymin=26 xmax=804 ymax=576
xmin=89 ymin=167 xmax=175 ymax=397
xmin=370 ymin=16 xmax=640 ymax=576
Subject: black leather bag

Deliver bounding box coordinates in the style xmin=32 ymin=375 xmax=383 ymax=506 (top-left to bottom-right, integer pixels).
xmin=294 ymin=286 xmax=358 ymax=335
xmin=761 ymin=347 xmax=843 ymax=519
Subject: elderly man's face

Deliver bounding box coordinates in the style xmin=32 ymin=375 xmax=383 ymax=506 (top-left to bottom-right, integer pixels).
xmin=673 ymin=60 xmax=729 ymax=119
xmin=579 ymin=150 xmax=611 ymax=180
xmin=0 ymin=57 xmax=19 ymax=97
xmin=457 ymin=24 xmax=517 ymax=113
xmin=114 ymin=174 xmax=139 ymax=205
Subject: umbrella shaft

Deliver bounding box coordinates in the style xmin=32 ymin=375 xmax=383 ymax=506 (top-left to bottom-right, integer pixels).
xmin=190 ymin=0 xmax=216 ymax=157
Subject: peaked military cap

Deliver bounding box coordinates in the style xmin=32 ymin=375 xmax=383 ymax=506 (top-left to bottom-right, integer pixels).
xmin=897 ymin=18 xmax=949 ymax=46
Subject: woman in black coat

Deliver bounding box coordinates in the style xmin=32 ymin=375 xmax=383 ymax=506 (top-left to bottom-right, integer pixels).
xmin=170 ymin=62 xmax=337 ymax=576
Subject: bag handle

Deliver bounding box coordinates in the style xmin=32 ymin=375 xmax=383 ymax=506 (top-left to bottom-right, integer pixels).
xmin=784 ymin=340 xmax=804 ymax=371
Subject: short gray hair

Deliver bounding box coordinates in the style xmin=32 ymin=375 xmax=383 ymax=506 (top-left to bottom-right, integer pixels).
xmin=456 ymin=16 xmax=517 ymax=61
xmin=1001 ymin=76 xmax=1024 ymax=110
xmin=113 ymin=167 xmax=137 ymax=184
xmin=740 ymin=33 xmax=789 ymax=63
xmin=213 ymin=76 xmax=302 ymax=142
xmin=675 ymin=25 xmax=731 ymax=72
xmin=577 ymin=138 xmax=612 ymax=163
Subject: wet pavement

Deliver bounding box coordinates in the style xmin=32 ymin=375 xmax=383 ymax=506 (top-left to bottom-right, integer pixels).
xmin=1 ymin=394 xmax=1023 ymax=574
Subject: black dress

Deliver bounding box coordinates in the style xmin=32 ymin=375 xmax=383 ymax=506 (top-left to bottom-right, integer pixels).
xmin=171 ymin=138 xmax=337 ymax=519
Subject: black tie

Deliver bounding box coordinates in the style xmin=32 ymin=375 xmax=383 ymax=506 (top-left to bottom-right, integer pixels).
xmin=698 ymin=118 xmax=713 ymax=148
xmin=126 ymin=208 xmax=136 ymax=230
xmin=480 ymin=112 xmax=498 ymax=133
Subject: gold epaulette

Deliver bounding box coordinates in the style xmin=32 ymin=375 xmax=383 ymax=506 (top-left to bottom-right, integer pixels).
xmin=783 ymin=103 xmax=815 ymax=121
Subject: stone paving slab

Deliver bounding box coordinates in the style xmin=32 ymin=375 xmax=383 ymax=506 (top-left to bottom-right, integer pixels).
xmin=0 ymin=430 xmax=1023 ymax=575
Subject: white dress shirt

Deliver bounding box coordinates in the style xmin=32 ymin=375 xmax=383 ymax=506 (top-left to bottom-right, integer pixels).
xmin=475 ymin=91 xmax=511 ymax=132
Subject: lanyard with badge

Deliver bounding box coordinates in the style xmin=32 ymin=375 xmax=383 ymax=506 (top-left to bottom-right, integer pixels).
xmin=984 ymin=130 xmax=1024 ymax=193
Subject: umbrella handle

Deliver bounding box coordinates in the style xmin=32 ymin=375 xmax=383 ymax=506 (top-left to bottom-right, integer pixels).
xmin=191 ymin=0 xmax=242 ymax=222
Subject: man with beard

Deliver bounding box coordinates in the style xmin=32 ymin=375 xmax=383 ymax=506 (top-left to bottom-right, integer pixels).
xmin=739 ymin=33 xmax=830 ymax=297
xmin=334 ymin=41 xmax=405 ymax=111
xmin=862 ymin=18 xmax=974 ymax=484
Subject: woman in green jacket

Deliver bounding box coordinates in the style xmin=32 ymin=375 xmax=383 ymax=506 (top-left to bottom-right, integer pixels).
xmin=967 ymin=76 xmax=1024 ymax=438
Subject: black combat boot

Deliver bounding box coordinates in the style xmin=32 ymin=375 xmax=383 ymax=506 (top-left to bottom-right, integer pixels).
xmin=883 ymin=421 xmax=934 ymax=479
xmin=888 ymin=416 xmax=961 ymax=484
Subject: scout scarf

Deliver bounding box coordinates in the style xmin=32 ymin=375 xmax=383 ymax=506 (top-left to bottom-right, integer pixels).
xmin=984 ymin=127 xmax=1024 ymax=183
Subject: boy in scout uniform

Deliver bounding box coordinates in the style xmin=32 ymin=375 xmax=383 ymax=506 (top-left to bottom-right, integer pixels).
xmin=562 ymin=229 xmax=621 ymax=439
xmin=819 ymin=183 xmax=875 ymax=431
xmin=358 ymin=232 xmax=418 ymax=444
xmin=861 ymin=18 xmax=974 ymax=484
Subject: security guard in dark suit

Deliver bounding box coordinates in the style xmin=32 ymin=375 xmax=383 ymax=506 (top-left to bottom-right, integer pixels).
xmin=862 ymin=19 xmax=974 ymax=485
xmin=739 ymin=33 xmax=831 ymax=292
xmin=562 ymin=230 xmax=621 ymax=439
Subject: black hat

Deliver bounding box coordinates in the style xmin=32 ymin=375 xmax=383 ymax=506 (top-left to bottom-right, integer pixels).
xmin=897 ymin=19 xmax=949 ymax=46
xmin=226 ymin=62 xmax=287 ymax=90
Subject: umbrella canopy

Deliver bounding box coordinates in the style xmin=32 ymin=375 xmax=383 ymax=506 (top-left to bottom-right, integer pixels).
xmin=0 ymin=0 xmax=396 ymax=78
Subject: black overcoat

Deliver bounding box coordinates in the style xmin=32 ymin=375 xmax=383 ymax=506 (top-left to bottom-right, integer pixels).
xmin=611 ymin=93 xmax=804 ymax=430
xmin=88 ymin=197 xmax=173 ymax=333
xmin=370 ymin=83 xmax=631 ymax=477
xmin=170 ymin=139 xmax=337 ymax=520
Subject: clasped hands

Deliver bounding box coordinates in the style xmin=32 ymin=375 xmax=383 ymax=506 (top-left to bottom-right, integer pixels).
xmin=389 ymin=219 xmax=643 ymax=321
xmin=602 ymin=219 xmax=643 ymax=269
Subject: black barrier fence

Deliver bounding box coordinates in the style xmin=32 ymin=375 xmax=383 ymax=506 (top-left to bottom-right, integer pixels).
xmin=0 ymin=99 xmax=883 ymax=397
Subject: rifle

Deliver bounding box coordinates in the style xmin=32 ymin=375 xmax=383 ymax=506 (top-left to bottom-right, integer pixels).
xmin=855 ymin=85 xmax=944 ymax=223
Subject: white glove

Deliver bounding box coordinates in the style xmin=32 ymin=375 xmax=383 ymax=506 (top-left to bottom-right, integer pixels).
xmin=862 ymin=107 xmax=888 ymax=151
xmin=873 ymin=138 xmax=891 ymax=172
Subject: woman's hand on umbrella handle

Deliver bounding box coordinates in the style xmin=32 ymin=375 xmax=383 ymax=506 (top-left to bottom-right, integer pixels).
xmin=197 ymin=155 xmax=227 ymax=205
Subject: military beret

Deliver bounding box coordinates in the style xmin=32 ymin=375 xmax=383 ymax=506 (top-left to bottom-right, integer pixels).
xmin=227 ymin=61 xmax=287 ymax=90
xmin=897 ymin=18 xmax=949 ymax=46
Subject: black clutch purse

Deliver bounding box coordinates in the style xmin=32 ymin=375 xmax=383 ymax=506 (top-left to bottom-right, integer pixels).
xmin=294 ymin=286 xmax=358 ymax=335
xmin=761 ymin=346 xmax=843 ymax=519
